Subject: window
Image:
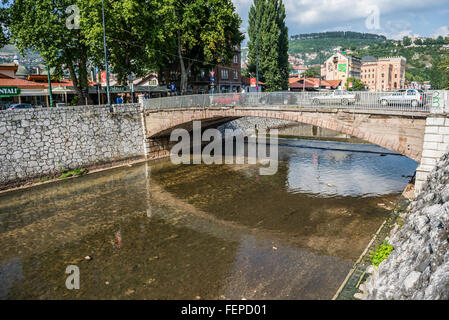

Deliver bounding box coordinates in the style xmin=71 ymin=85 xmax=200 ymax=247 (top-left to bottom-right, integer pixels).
xmin=221 ymin=69 xmax=229 ymax=79
xmin=233 ymin=55 xmax=239 ymax=64
xmin=234 ymin=70 xmax=239 ymax=80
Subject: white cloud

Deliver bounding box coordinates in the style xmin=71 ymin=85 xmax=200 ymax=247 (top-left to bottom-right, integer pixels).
xmin=432 ymin=26 xmax=449 ymax=38
xmin=232 ymin=0 xmax=449 ymax=37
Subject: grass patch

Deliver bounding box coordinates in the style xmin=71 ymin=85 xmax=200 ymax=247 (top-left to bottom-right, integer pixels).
xmin=39 ymin=177 xmax=51 ymax=183
xmin=370 ymin=241 xmax=394 ymax=267
xmin=58 ymin=168 xmax=88 ymax=180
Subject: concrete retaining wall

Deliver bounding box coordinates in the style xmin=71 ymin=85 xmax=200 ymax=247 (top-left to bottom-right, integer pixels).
xmin=0 ymin=104 xmax=145 ymax=185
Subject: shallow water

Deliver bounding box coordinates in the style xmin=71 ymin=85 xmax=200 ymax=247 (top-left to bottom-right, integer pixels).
xmin=0 ymin=139 xmax=417 ymax=300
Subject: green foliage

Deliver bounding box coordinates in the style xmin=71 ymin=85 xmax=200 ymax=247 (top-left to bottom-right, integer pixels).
xmin=59 ymin=168 xmax=88 ymax=179
xmin=303 ymin=66 xmax=320 ymax=78
xmin=438 ymin=55 xmax=449 ymax=89
xmin=346 ymin=77 xmax=365 ymax=91
xmin=248 ymin=0 xmax=289 ymax=91
xmin=403 ymin=36 xmax=412 ymax=46
xmin=291 ymin=31 xmax=386 ymax=41
xmin=1 ymin=0 xmax=242 ymax=99
xmin=370 ymin=242 xmax=394 ymax=267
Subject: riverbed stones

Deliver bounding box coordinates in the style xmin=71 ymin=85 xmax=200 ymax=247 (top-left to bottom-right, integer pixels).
xmin=360 ymin=152 xmax=449 ymax=300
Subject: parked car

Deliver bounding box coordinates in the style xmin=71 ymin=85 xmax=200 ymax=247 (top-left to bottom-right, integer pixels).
xmin=259 ymin=92 xmax=297 ymax=105
xmin=8 ymin=104 xmax=35 ymax=110
xmin=378 ymin=89 xmax=424 ymax=107
xmin=311 ymin=90 xmax=357 ymax=106
xmin=210 ymin=94 xmax=245 ymax=106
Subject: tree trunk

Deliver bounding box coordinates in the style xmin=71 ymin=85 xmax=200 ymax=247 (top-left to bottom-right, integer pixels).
xmin=178 ymin=31 xmax=187 ymax=95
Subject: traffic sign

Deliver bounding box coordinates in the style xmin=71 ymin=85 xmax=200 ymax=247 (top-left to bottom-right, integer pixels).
xmin=250 ymin=78 xmax=257 ymax=87
xmin=210 ymin=77 xmax=215 ymax=83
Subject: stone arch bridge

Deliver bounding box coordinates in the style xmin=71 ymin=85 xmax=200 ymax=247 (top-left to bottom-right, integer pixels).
xmin=141 ymin=91 xmax=449 ymax=195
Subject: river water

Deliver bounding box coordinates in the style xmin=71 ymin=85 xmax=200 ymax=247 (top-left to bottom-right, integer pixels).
xmin=0 ymin=138 xmax=417 ymax=300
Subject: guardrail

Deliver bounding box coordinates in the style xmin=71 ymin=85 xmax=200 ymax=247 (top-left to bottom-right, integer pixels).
xmin=142 ymin=91 xmax=436 ymax=112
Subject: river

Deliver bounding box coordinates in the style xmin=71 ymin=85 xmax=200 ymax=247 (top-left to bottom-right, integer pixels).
xmin=0 ymin=138 xmax=418 ymax=300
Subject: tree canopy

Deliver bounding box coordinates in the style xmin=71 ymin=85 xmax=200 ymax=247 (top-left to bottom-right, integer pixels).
xmin=0 ymin=0 xmax=243 ymax=103
xmin=247 ymin=0 xmax=289 ymax=91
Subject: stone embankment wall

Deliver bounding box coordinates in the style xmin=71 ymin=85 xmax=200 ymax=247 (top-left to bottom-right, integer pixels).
xmin=0 ymin=104 xmax=145 ymax=185
xmin=360 ymin=152 xmax=449 ymax=300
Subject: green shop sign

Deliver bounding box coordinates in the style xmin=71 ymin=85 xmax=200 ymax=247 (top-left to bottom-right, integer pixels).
xmin=0 ymin=87 xmax=21 ymax=98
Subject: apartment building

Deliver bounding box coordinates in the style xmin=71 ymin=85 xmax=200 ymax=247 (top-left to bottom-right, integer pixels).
xmin=321 ymin=52 xmax=362 ymax=83
xmin=361 ymin=56 xmax=406 ymax=91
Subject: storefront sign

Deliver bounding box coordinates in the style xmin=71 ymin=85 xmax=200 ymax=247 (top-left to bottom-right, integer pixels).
xmin=0 ymin=87 xmax=21 ymax=97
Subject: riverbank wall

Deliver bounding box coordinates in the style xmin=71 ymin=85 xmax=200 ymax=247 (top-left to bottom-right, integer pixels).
xmin=359 ymin=151 xmax=449 ymax=300
xmin=0 ymin=104 xmax=145 ymax=188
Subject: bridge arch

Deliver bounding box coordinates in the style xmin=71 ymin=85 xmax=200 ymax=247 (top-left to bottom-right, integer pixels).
xmin=144 ymin=107 xmax=426 ymax=162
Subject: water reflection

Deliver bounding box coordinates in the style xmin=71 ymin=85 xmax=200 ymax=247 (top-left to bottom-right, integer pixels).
xmin=283 ymin=139 xmax=417 ymax=197
xmin=0 ymin=139 xmax=418 ymax=300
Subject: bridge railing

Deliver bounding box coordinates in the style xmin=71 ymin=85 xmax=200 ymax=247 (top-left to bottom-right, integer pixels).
xmin=142 ymin=91 xmax=435 ymax=112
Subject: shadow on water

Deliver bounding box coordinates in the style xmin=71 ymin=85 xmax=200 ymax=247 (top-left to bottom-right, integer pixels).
xmin=0 ymin=138 xmax=418 ymax=300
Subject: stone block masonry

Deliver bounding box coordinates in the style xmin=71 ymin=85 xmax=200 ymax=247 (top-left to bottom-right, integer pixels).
xmin=415 ymin=117 xmax=449 ymax=195
xmin=0 ymin=104 xmax=145 ymax=186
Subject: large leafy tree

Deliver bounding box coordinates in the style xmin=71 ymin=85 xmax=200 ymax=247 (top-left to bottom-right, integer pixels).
xmin=2 ymin=0 xmax=161 ymax=104
xmin=82 ymin=0 xmax=162 ymax=85
xmin=5 ymin=0 xmax=94 ymax=104
xmin=160 ymin=0 xmax=243 ymax=94
xmin=247 ymin=0 xmax=289 ymax=91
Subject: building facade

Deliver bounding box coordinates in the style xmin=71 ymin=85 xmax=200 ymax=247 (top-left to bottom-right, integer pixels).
xmin=361 ymin=56 xmax=406 ymax=91
xmin=321 ymin=52 xmax=362 ymax=83
xmin=159 ymin=45 xmax=242 ymax=94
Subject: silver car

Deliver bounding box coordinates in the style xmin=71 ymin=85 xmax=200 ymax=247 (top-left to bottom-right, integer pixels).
xmin=311 ymin=90 xmax=357 ymax=106
xmin=378 ymin=89 xmax=424 ymax=107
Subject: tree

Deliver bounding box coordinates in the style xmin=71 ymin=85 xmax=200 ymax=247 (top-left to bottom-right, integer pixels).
xmin=303 ymin=66 xmax=319 ymax=78
xmin=414 ymin=38 xmax=423 ymax=46
xmin=438 ymin=55 xmax=449 ymax=89
xmin=345 ymin=77 xmax=365 ymax=91
xmin=4 ymin=0 xmax=95 ymax=104
xmin=82 ymin=0 xmax=162 ymax=85
xmin=403 ymin=36 xmax=411 ymax=46
xmin=160 ymin=0 xmax=243 ymax=94
xmin=247 ymin=0 xmax=289 ymax=91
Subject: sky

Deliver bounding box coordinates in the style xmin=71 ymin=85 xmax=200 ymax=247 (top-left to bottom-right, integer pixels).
xmin=232 ymin=0 xmax=449 ymax=41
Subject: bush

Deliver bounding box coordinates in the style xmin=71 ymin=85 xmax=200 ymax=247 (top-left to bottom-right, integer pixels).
xmin=370 ymin=242 xmax=394 ymax=267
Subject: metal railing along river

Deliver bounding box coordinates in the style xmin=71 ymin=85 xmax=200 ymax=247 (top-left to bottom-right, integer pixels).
xmin=142 ymin=90 xmax=434 ymax=113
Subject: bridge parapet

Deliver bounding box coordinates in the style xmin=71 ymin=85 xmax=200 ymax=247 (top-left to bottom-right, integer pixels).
xmin=142 ymin=91 xmax=437 ymax=113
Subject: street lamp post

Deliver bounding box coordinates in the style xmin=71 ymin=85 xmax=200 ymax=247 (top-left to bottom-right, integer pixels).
xmin=102 ymin=0 xmax=111 ymax=106
xmin=46 ymin=64 xmax=54 ymax=108
xmin=256 ymin=0 xmax=259 ymax=92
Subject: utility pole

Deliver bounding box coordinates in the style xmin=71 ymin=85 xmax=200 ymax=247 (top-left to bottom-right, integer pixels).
xmin=319 ymin=50 xmax=322 ymax=90
xmin=46 ymin=64 xmax=54 ymax=108
xmin=102 ymin=0 xmax=111 ymax=106
xmin=256 ymin=0 xmax=259 ymax=93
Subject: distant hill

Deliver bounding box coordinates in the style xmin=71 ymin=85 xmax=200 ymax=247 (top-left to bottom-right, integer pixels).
xmin=290 ymin=31 xmax=386 ymax=41
xmin=289 ymin=32 xmax=389 ymax=64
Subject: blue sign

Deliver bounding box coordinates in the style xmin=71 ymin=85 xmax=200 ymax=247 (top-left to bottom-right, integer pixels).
xmin=170 ymin=84 xmax=176 ymax=92
xmin=210 ymin=77 xmax=215 ymax=83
